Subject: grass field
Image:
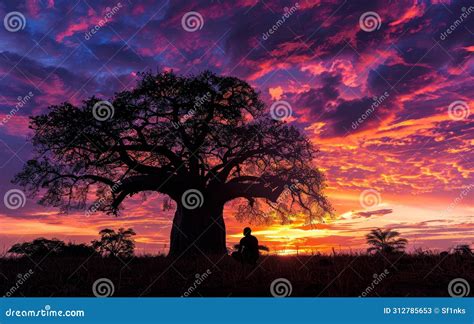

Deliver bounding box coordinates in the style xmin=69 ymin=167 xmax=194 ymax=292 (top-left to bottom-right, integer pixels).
xmin=1 ymin=253 xmax=473 ymax=297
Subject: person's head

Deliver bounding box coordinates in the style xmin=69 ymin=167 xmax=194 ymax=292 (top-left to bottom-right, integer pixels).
xmin=243 ymin=227 xmax=251 ymax=236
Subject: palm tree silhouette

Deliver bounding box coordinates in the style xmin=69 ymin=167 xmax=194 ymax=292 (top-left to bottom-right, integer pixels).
xmin=366 ymin=228 xmax=407 ymax=254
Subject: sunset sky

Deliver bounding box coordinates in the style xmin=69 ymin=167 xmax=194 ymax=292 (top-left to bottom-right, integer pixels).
xmin=0 ymin=0 xmax=472 ymax=255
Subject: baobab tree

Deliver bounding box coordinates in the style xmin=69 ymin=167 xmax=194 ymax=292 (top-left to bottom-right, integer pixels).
xmin=13 ymin=71 xmax=332 ymax=256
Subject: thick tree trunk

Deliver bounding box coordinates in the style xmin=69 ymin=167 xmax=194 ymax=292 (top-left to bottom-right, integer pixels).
xmin=169 ymin=201 xmax=227 ymax=257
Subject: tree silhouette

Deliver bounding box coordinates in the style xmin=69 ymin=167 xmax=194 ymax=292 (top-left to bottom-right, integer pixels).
xmin=8 ymin=239 xmax=94 ymax=257
xmin=91 ymin=228 xmax=136 ymax=258
xmin=62 ymin=243 xmax=96 ymax=257
xmin=13 ymin=71 xmax=332 ymax=256
xmin=454 ymin=244 xmax=472 ymax=256
xmin=8 ymin=238 xmax=65 ymax=257
xmin=366 ymin=228 xmax=407 ymax=254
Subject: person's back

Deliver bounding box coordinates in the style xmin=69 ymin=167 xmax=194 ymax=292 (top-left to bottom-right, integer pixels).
xmin=236 ymin=227 xmax=259 ymax=265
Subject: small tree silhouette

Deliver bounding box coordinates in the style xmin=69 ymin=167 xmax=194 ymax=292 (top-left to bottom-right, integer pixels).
xmin=366 ymin=228 xmax=407 ymax=254
xmin=92 ymin=228 xmax=136 ymax=258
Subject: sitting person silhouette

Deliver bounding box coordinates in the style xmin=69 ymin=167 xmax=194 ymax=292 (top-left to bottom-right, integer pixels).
xmin=232 ymin=227 xmax=259 ymax=265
